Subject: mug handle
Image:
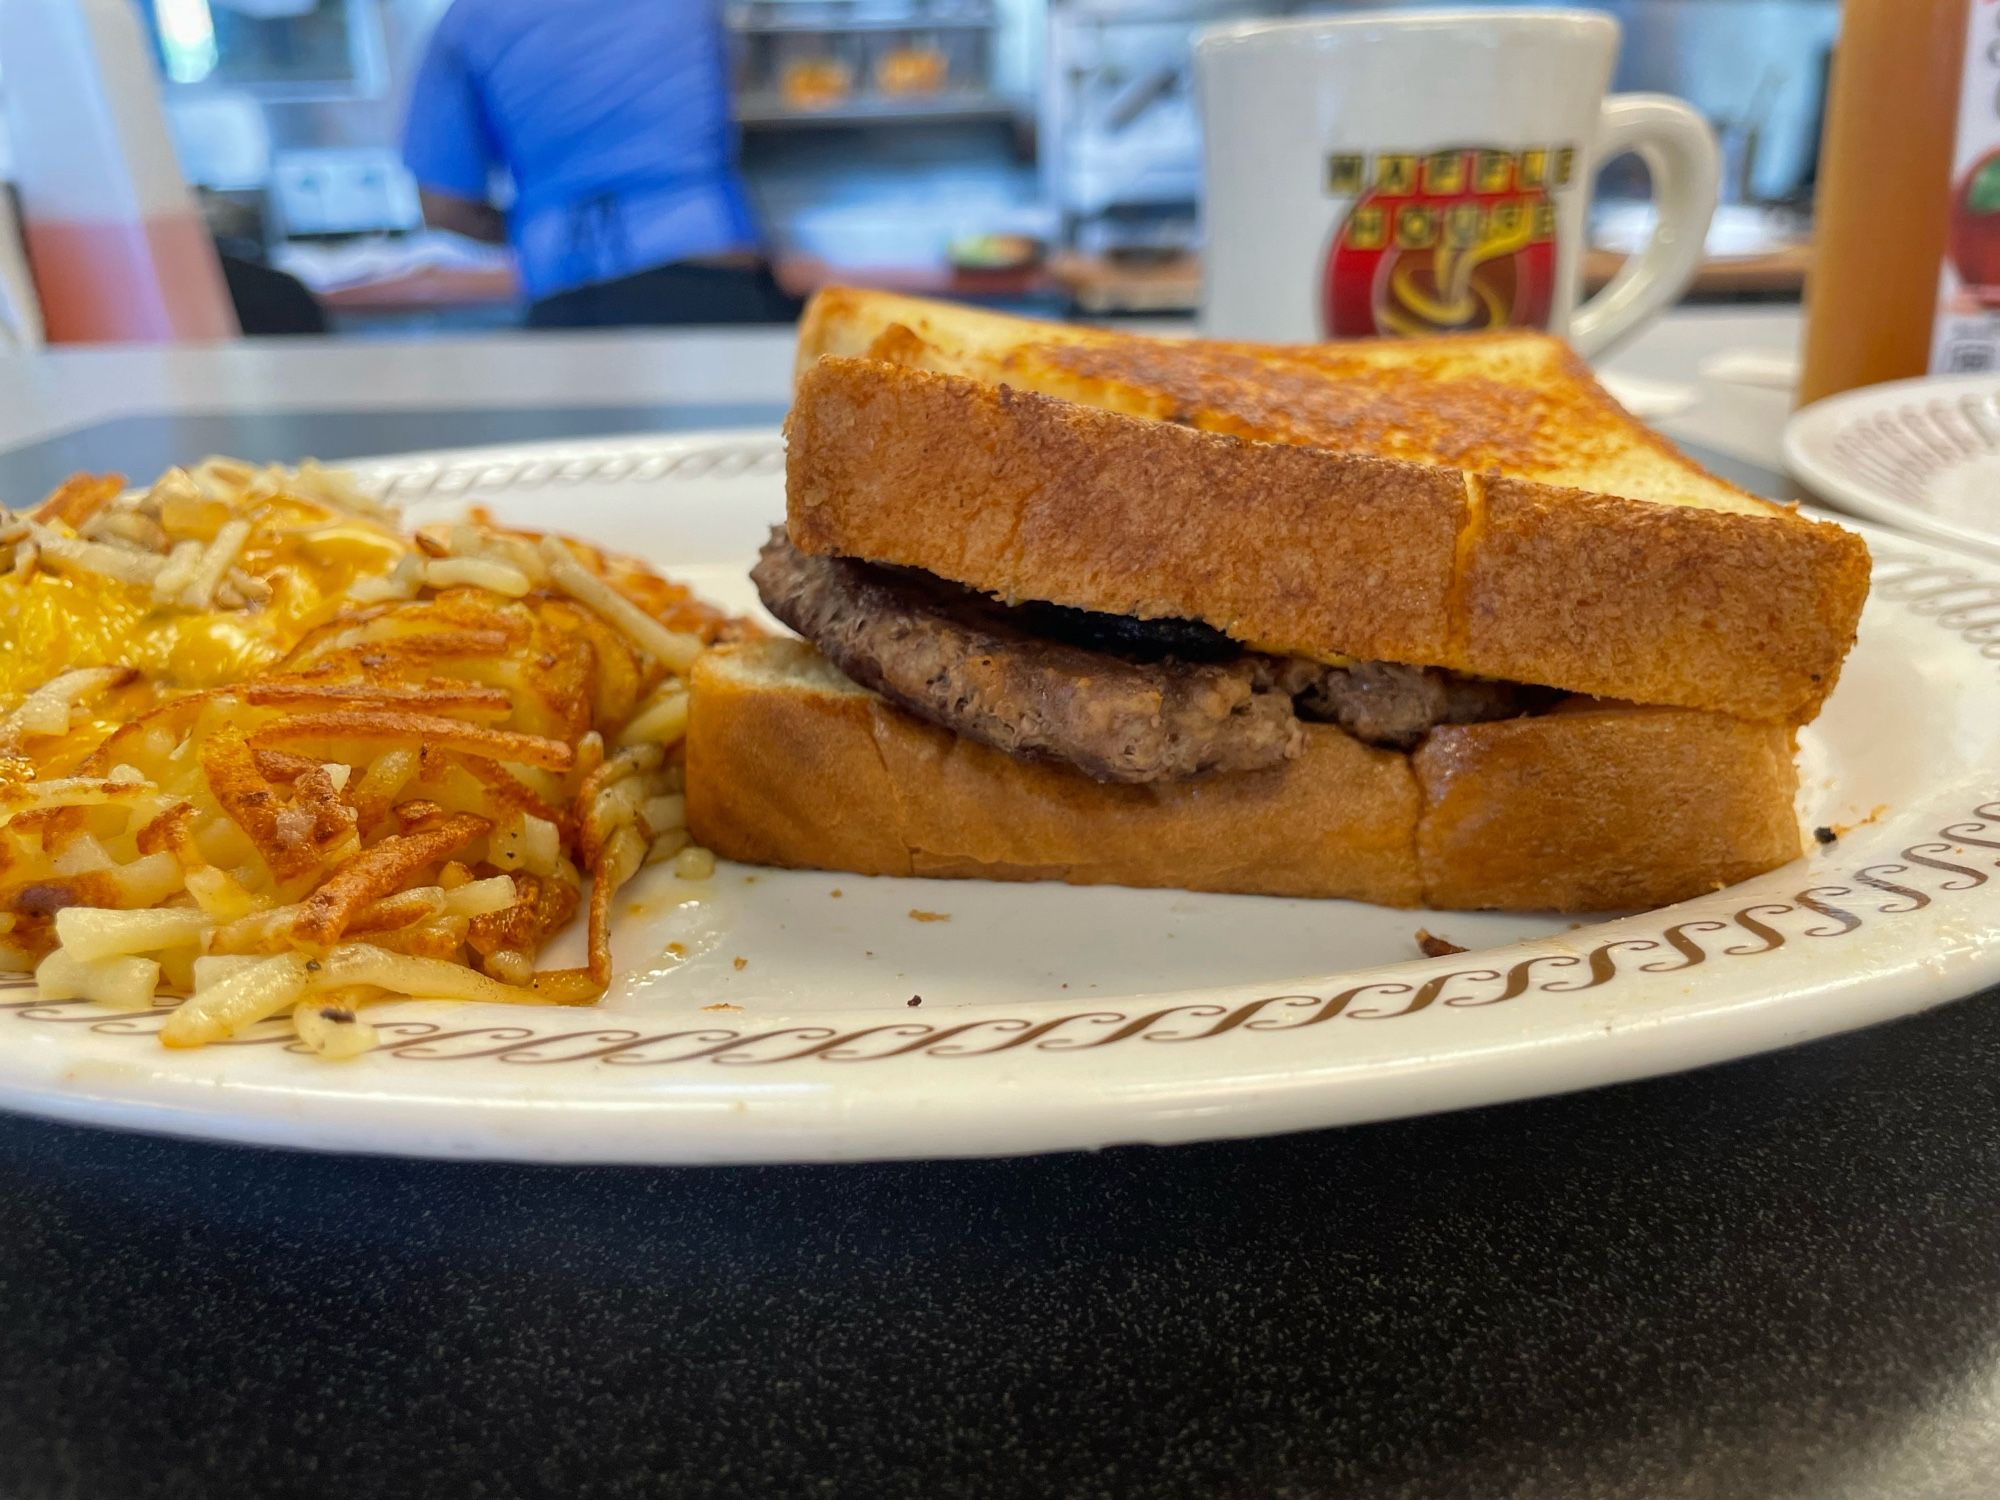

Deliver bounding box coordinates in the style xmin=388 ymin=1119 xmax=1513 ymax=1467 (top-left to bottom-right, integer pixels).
xmin=1567 ymin=94 xmax=1721 ymax=359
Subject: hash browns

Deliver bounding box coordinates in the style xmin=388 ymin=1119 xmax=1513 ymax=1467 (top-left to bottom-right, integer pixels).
xmin=0 ymin=458 xmax=748 ymax=1056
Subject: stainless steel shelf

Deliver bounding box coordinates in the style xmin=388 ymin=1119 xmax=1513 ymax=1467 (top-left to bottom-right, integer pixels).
xmin=734 ymin=92 xmax=1018 ymax=127
xmin=729 ymin=15 xmax=996 ymax=32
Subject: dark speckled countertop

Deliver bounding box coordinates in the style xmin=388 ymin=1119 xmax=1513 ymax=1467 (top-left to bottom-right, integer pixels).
xmin=1 ymin=411 xmax=1997 ymax=1500
xmin=6 ymin=988 xmax=2000 ymax=1500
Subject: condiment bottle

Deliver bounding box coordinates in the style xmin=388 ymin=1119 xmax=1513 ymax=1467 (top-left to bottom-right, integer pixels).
xmin=1798 ymin=0 xmax=1974 ymax=405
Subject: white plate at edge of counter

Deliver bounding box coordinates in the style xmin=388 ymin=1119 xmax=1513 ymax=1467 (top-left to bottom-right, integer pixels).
xmin=1 ymin=430 xmax=1996 ymax=1165
xmin=1787 ymin=373 xmax=2000 ymax=560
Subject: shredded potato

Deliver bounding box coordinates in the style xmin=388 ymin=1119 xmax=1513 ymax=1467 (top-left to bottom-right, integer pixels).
xmin=424 ymin=557 xmax=532 ymax=596
xmin=489 ymin=810 xmax=561 ymax=876
xmin=160 ymin=952 xmax=312 ymax=1047
xmin=53 ymin=905 xmax=206 ymax=962
xmin=293 ymin=998 xmax=379 ymax=1060
xmin=539 ymin=538 xmax=705 ymax=673
xmin=0 ymin=667 xmax=137 ymax=748
xmin=0 ymin=459 xmax=751 ymax=1057
xmin=36 ymin=949 xmax=161 ymax=1009
xmin=443 ymin=875 xmax=519 ymax=917
xmin=672 ymin=846 xmax=717 ymax=882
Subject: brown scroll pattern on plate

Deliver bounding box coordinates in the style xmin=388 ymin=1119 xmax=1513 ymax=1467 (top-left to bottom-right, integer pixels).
xmin=3 ymin=797 xmax=1995 ymax=1068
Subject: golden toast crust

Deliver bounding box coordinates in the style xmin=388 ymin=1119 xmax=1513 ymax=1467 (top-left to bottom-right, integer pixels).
xmin=1460 ymin=477 xmax=1871 ymax=717
xmin=799 ymin=286 xmax=1775 ymax=513
xmin=1413 ymin=704 xmax=1803 ymax=910
xmin=788 ymin=356 xmax=1868 ymax=722
xmin=786 ymin=358 xmax=1467 ymax=665
xmin=687 ymin=640 xmax=1804 ymax=913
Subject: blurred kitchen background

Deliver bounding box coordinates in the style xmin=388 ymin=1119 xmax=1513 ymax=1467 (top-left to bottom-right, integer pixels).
xmin=0 ymin=0 xmax=1837 ymax=336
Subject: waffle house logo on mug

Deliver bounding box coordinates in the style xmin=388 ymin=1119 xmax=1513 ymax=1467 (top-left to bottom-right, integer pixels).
xmin=1322 ymin=146 xmax=1573 ymax=337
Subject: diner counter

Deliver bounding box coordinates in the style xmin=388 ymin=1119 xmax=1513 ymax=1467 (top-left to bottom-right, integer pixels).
xmin=0 ymin=308 xmax=1802 ymax=494
xmin=8 ymin=307 xmax=1998 ymax=1500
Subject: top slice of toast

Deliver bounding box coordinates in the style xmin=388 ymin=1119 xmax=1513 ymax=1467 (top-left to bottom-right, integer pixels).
xmin=787 ymin=288 xmax=1870 ymax=724
xmin=800 ymin=288 xmax=1778 ymax=513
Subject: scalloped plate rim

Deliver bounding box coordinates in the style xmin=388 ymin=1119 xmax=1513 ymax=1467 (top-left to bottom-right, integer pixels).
xmin=1785 ymin=373 xmax=2000 ymax=559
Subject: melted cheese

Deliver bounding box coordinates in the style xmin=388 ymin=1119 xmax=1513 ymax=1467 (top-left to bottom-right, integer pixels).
xmin=0 ymin=528 xmax=396 ymax=705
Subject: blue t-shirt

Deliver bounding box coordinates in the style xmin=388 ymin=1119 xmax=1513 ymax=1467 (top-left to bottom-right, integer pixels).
xmin=401 ymin=0 xmax=759 ymax=300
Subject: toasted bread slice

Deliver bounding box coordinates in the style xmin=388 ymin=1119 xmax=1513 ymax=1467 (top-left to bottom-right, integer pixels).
xmin=787 ymin=356 xmax=1869 ymax=724
xmin=687 ymin=639 xmax=1804 ymax=913
xmin=798 ymin=286 xmax=1768 ymax=512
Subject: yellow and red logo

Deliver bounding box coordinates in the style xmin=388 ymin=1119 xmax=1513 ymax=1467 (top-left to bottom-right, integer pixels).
xmin=1322 ymin=146 xmax=1570 ymax=338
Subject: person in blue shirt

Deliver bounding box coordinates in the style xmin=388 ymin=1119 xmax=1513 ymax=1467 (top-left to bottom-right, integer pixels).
xmin=401 ymin=0 xmax=798 ymax=326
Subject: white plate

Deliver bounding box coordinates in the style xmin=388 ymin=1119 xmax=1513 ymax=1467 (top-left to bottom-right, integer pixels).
xmin=1786 ymin=374 xmax=2000 ymax=560
xmin=2 ymin=432 xmax=1998 ymax=1164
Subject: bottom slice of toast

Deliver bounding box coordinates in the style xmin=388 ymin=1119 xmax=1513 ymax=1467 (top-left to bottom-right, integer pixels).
xmin=686 ymin=639 xmax=1803 ymax=913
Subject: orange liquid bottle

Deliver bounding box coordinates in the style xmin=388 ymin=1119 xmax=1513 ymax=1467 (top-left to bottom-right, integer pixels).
xmin=22 ymin=217 xmax=236 ymax=344
xmin=0 ymin=0 xmax=239 ymax=345
xmin=1798 ymin=0 xmax=1970 ymax=405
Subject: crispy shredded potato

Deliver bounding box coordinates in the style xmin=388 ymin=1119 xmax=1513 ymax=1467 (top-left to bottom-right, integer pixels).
xmin=0 ymin=458 xmax=751 ymax=1056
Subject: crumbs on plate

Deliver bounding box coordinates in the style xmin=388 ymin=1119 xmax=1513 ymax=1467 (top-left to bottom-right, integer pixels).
xmin=1817 ymin=804 xmax=1891 ymax=845
xmin=702 ymin=1002 xmax=742 ymax=1013
xmin=908 ymin=909 xmax=951 ymax=923
xmin=1415 ymin=928 xmax=1468 ymax=958
xmin=732 ymin=956 xmax=748 ymax=971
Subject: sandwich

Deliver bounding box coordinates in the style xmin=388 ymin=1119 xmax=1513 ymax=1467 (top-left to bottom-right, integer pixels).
xmin=686 ymin=290 xmax=1871 ymax=912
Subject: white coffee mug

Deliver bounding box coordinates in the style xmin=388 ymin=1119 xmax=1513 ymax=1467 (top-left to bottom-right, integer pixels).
xmin=1194 ymin=8 xmax=1719 ymax=356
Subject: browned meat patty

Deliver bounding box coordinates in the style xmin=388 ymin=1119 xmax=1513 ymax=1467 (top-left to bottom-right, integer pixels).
xmin=1261 ymin=658 xmax=1557 ymax=753
xmin=753 ymin=529 xmax=1551 ymax=780
xmin=753 ymin=529 xmax=1304 ymax=783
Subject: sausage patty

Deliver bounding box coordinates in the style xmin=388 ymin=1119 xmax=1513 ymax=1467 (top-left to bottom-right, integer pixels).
xmin=753 ymin=530 xmax=1303 ymax=782
xmin=753 ymin=529 xmax=1549 ymax=783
